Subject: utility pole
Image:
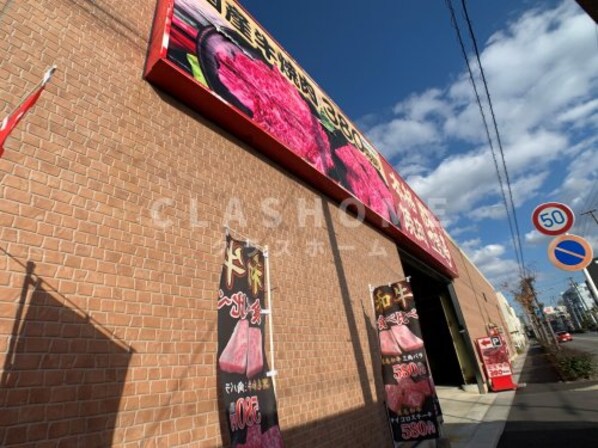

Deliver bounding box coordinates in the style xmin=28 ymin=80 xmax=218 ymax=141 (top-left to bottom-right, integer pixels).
xmin=528 ymin=277 xmax=559 ymax=348
xmin=581 ymin=209 xmax=598 ymax=225
xmin=584 ymin=266 xmax=598 ymax=306
xmin=564 ymin=294 xmax=583 ymax=330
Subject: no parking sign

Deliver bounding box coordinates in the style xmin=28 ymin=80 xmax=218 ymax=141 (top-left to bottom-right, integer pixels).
xmin=531 ymin=202 xmax=594 ymax=272
xmin=548 ymin=234 xmax=593 ymax=272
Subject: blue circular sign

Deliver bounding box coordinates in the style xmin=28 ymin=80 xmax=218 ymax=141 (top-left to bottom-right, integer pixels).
xmin=548 ymin=234 xmax=593 ymax=271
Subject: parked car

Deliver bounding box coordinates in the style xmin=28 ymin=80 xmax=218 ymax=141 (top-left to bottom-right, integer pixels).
xmin=556 ymin=331 xmax=573 ymax=343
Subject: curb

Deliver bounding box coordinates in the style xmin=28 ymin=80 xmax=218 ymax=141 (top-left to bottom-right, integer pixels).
xmin=463 ymin=344 xmax=530 ymax=448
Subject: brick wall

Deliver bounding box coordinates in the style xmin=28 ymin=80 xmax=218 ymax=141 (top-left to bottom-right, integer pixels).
xmin=448 ymin=239 xmax=514 ymax=379
xmin=0 ymin=1 xmax=511 ymax=446
xmin=0 ymin=1 xmax=405 ymax=446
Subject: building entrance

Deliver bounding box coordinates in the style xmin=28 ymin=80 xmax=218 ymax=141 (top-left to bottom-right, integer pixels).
xmin=402 ymin=258 xmax=468 ymax=387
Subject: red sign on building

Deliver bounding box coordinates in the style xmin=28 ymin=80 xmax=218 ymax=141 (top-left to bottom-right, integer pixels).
xmin=144 ymin=0 xmax=458 ymax=278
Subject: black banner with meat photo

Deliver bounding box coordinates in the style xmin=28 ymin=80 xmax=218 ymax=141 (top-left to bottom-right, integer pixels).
xmin=217 ymin=235 xmax=284 ymax=447
xmin=372 ymin=281 xmax=441 ymax=445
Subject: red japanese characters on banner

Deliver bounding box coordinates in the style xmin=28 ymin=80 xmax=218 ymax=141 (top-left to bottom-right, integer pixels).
xmin=144 ymin=0 xmax=458 ymax=278
xmin=372 ymin=281 xmax=442 ymax=445
xmin=217 ymin=235 xmax=284 ymax=447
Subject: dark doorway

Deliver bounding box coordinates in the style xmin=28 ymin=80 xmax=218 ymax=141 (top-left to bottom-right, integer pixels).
xmin=402 ymin=258 xmax=464 ymax=387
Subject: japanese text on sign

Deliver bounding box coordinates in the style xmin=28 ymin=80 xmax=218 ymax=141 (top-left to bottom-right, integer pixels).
xmin=204 ymin=0 xmax=383 ymax=171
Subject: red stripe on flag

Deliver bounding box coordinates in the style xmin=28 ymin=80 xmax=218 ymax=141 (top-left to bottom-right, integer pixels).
xmin=0 ymin=67 xmax=55 ymax=157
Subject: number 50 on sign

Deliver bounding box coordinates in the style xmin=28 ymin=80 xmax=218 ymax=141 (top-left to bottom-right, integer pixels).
xmin=532 ymin=202 xmax=575 ymax=236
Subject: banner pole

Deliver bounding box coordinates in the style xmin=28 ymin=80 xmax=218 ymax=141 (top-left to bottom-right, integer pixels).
xmin=368 ymin=284 xmax=377 ymax=322
xmin=264 ymin=246 xmax=277 ymax=393
xmin=368 ymin=284 xmax=396 ymax=448
xmin=1 ymin=65 xmax=57 ymax=157
xmin=9 ymin=65 xmax=56 ymax=108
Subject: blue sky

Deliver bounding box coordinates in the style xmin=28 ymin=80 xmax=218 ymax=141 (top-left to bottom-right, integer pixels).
xmin=239 ymin=0 xmax=598 ymax=306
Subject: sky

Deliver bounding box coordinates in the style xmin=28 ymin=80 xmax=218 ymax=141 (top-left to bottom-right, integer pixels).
xmin=238 ymin=0 xmax=598 ymax=307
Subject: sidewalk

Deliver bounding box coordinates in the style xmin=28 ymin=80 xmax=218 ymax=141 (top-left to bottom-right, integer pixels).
xmin=436 ymin=347 xmax=528 ymax=448
xmin=497 ymin=344 xmax=598 ymax=447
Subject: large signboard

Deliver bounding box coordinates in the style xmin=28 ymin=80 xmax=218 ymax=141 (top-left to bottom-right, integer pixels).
xmin=217 ymin=235 xmax=284 ymax=447
xmin=372 ymin=281 xmax=442 ymax=445
xmin=145 ymin=0 xmax=457 ymax=278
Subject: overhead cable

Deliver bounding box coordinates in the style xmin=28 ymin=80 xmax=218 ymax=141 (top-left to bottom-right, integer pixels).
xmin=444 ymin=0 xmax=524 ymax=278
xmin=460 ymin=0 xmax=527 ymax=276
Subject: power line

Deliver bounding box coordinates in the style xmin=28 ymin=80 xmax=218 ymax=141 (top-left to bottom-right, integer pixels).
xmin=459 ymin=0 xmax=527 ymax=276
xmin=444 ymin=0 xmax=524 ymax=278
xmin=581 ymin=209 xmax=598 ymax=226
xmin=579 ymin=186 xmax=598 ymax=236
xmin=582 ymin=184 xmax=598 ymax=233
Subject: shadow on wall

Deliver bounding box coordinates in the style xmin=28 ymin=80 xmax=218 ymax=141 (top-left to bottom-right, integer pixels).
xmin=322 ymin=201 xmax=374 ymax=406
xmin=143 ymin=90 xmax=397 ymax=447
xmin=275 ymin=202 xmax=393 ymax=447
xmin=282 ymin=403 xmax=394 ymax=448
xmin=0 ymin=261 xmax=134 ymax=447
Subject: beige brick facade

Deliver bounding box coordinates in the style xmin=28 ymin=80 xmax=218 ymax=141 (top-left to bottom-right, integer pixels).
xmin=0 ymin=1 xmax=512 ymax=446
xmin=449 ymin=239 xmax=514 ymax=377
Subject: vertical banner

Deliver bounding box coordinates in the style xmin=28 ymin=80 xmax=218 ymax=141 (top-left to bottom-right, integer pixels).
xmin=217 ymin=235 xmax=284 ymax=447
xmin=372 ymin=281 xmax=441 ymax=445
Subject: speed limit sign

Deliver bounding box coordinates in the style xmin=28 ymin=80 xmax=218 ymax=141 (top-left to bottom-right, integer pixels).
xmin=532 ymin=202 xmax=575 ymax=236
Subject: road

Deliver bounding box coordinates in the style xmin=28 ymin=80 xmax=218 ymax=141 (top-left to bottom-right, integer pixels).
xmin=566 ymin=331 xmax=598 ymax=358
xmin=497 ymin=345 xmax=598 ymax=447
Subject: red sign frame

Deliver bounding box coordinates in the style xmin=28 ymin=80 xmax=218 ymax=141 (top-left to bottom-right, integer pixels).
xmin=531 ymin=202 xmax=575 ymax=236
xmin=144 ymin=0 xmax=458 ymax=278
xmin=476 ymin=336 xmax=515 ymax=392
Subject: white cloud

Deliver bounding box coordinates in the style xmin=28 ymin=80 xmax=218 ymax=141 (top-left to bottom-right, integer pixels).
xmin=358 ymin=1 xmax=597 ymax=288
xmin=584 ymin=234 xmax=598 ymax=252
xmin=396 ymin=163 xmax=429 ymax=178
xmin=447 ymin=224 xmax=478 ymax=238
xmin=406 ymin=147 xmax=496 ymax=217
xmin=551 ymin=147 xmax=598 ymax=211
xmin=363 ymin=1 xmax=596 ymax=227
xmin=392 ymin=88 xmax=452 ymax=120
xmin=509 ymin=171 xmax=550 ymax=206
xmin=525 ymin=230 xmax=549 ymax=245
xmin=367 ymin=119 xmax=440 ymax=158
xmin=405 ymin=130 xmax=564 ymax=219
xmin=467 ymin=171 xmax=549 ymax=221
xmin=558 ymin=99 xmax=598 ymax=124
xmin=462 ymin=241 xmax=521 ymax=287
xmin=461 ymin=238 xmax=482 ymax=252
xmin=469 ymin=204 xmax=506 ymax=221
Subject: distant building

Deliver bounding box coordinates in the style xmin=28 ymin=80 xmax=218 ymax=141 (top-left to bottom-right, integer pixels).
xmin=562 ymin=283 xmax=597 ymax=329
xmin=496 ymin=292 xmax=527 ymax=353
xmin=544 ymin=306 xmax=575 ymax=333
